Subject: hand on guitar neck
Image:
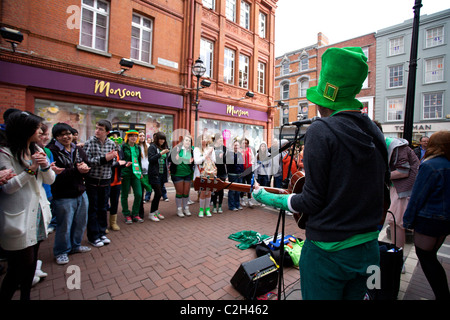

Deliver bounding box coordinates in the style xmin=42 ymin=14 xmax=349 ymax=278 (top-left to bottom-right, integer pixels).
xmin=193 ymin=172 xmax=308 ymax=229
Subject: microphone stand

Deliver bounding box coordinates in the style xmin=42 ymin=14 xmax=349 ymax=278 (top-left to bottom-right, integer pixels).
xmin=275 ymin=123 xmax=304 ymax=300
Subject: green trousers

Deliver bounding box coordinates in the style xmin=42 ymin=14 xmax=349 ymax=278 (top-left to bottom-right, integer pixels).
xmin=299 ymin=239 xmax=379 ymax=300
xmin=121 ymin=176 xmax=143 ymax=218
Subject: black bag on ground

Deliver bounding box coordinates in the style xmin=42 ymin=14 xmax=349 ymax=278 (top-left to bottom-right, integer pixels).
xmin=255 ymin=234 xmax=295 ymax=267
xmin=367 ymin=211 xmax=404 ymax=300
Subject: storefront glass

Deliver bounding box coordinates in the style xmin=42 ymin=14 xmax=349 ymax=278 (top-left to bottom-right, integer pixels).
xmin=198 ymin=118 xmax=264 ymax=150
xmin=35 ymin=99 xmax=173 ymax=143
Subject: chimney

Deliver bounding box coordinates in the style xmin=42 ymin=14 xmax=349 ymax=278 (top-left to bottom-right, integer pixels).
xmin=317 ymin=32 xmax=329 ymax=47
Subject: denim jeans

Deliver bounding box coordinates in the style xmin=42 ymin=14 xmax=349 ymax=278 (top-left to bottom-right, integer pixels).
xmin=86 ymin=184 xmax=110 ymax=242
xmin=228 ymin=174 xmax=242 ymax=210
xmin=53 ymin=192 xmax=89 ymax=257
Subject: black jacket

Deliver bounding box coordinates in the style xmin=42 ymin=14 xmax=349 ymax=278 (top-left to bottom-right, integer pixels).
xmin=48 ymin=143 xmax=89 ymax=199
xmin=147 ymin=143 xmax=168 ymax=185
xmin=290 ymin=112 xmax=388 ymax=242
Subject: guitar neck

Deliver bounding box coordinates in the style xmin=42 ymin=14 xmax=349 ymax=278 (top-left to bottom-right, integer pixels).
xmin=224 ymin=182 xmax=289 ymax=195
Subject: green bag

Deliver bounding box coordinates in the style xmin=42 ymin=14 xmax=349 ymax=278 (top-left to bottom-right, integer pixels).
xmin=228 ymin=230 xmax=270 ymax=250
xmin=284 ymin=239 xmax=304 ymax=267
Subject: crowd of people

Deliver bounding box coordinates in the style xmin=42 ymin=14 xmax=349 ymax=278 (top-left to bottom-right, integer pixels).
xmin=0 ymin=107 xmax=301 ymax=300
xmin=0 ymin=45 xmax=448 ymax=300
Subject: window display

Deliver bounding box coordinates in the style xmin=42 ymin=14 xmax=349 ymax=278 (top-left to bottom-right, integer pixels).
xmin=35 ymin=99 xmax=173 ymax=144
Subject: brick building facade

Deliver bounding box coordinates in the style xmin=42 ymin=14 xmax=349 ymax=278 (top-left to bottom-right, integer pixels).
xmin=0 ymin=0 xmax=278 ymax=148
xmin=274 ymin=32 xmax=376 ymax=140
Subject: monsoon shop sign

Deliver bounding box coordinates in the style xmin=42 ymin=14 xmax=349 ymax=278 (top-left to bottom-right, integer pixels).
xmin=226 ymin=105 xmax=249 ymax=117
xmin=94 ymin=80 xmax=142 ymax=100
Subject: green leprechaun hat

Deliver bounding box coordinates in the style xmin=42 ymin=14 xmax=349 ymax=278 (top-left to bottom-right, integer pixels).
xmin=306 ymin=47 xmax=368 ymax=112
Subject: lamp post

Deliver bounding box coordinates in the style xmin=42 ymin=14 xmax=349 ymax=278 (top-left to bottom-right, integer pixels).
xmin=403 ymin=0 xmax=422 ymax=146
xmin=192 ymin=57 xmax=206 ymax=141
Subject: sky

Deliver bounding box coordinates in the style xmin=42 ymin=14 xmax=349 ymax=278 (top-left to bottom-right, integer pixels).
xmin=274 ymin=0 xmax=450 ymax=57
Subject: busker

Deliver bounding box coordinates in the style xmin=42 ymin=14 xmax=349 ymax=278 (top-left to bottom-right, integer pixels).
xmin=252 ymin=47 xmax=388 ymax=300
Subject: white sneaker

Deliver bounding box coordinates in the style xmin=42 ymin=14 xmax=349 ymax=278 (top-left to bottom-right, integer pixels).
xmin=100 ymin=236 xmax=111 ymax=244
xmin=149 ymin=212 xmax=160 ymax=221
xmin=187 ymin=199 xmax=195 ymax=205
xmin=177 ymin=207 xmax=185 ymax=217
xmin=156 ymin=211 xmax=165 ymax=220
xmin=89 ymin=239 xmax=104 ymax=247
xmin=32 ymin=276 xmax=40 ymax=287
xmin=183 ymin=206 xmax=191 ymax=216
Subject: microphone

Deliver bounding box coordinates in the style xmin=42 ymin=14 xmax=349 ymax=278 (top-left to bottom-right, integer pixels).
xmin=286 ymin=116 xmax=320 ymax=126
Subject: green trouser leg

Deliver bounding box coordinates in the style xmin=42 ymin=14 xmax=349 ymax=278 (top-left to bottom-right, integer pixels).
xmin=121 ymin=176 xmax=143 ymax=217
xmin=252 ymin=189 xmax=291 ymax=211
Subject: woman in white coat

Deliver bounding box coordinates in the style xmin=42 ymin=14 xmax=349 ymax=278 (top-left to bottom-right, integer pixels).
xmin=0 ymin=111 xmax=55 ymax=300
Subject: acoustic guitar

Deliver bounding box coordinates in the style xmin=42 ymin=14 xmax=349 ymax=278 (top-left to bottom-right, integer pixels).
xmin=193 ymin=171 xmax=308 ymax=228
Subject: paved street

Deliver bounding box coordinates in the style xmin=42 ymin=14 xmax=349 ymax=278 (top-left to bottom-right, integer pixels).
xmin=1 ymin=184 xmax=448 ymax=302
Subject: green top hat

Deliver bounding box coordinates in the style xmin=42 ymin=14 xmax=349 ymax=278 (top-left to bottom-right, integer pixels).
xmin=306 ymin=47 xmax=368 ymax=112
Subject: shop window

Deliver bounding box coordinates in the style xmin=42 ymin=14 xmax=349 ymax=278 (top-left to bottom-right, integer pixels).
xmin=35 ymin=99 xmax=173 ymax=144
xmin=80 ymin=0 xmax=110 ymax=52
xmin=198 ymin=118 xmax=263 ymax=151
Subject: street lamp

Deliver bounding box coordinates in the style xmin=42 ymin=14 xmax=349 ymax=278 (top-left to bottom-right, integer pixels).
xmin=192 ymin=57 xmax=206 ymax=141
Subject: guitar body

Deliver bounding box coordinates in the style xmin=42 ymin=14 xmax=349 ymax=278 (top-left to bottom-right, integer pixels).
xmin=193 ymin=170 xmax=309 ymax=229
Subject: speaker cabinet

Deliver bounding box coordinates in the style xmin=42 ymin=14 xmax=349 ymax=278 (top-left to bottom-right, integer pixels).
xmin=230 ymin=254 xmax=279 ymax=300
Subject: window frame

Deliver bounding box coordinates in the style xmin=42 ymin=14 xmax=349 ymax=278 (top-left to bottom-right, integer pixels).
xmin=281 ymin=81 xmax=290 ymax=100
xmin=423 ymin=92 xmax=444 ymax=120
xmin=202 ymin=0 xmax=215 ymax=10
xmin=79 ymin=0 xmax=110 ymax=52
xmin=226 ymin=0 xmax=236 ymax=22
xmin=200 ymin=38 xmax=214 ymax=78
xmin=386 ymin=97 xmax=405 ymax=122
xmin=130 ymin=12 xmax=153 ymax=64
xmin=424 ymin=57 xmax=444 ymax=83
xmin=257 ymin=62 xmax=266 ymax=94
xmin=426 ymin=26 xmax=444 ymax=48
xmin=240 ymin=1 xmax=250 ymax=30
xmin=259 ymin=12 xmax=266 ymax=38
xmin=388 ymin=36 xmax=404 ymax=56
xmin=238 ymin=54 xmax=250 ymax=89
xmin=224 ymin=47 xmax=235 ymax=85
xmin=388 ymin=64 xmax=404 ymax=88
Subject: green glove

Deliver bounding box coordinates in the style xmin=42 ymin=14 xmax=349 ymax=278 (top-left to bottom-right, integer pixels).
xmin=252 ymin=189 xmax=291 ymax=212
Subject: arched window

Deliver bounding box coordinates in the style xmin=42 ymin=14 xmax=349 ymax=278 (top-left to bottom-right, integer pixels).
xmin=281 ymin=81 xmax=290 ymax=100
xmin=299 ymin=78 xmax=309 ymax=97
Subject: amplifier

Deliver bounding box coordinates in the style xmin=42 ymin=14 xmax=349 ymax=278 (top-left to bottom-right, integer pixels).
xmin=230 ymin=254 xmax=279 ymax=300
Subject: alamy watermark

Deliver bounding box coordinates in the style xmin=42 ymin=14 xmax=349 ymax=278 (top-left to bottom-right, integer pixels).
xmin=66 ymin=265 xmax=81 ymax=290
xmin=66 ymin=5 xmax=81 ymax=30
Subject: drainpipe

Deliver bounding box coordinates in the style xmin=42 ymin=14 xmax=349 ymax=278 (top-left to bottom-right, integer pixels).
xmin=186 ymin=0 xmax=195 ymax=134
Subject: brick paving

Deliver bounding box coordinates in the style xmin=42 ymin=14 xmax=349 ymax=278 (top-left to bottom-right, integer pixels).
xmin=1 ymin=184 xmax=448 ymax=301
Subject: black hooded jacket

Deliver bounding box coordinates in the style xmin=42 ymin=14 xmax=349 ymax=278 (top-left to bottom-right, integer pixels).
xmin=290 ymin=112 xmax=387 ymax=242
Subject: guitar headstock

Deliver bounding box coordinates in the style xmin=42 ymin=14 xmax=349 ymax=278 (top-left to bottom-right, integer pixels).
xmin=193 ymin=176 xmax=226 ymax=193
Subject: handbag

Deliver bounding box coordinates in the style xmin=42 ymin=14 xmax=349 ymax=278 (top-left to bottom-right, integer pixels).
xmin=367 ymin=210 xmax=404 ymax=300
